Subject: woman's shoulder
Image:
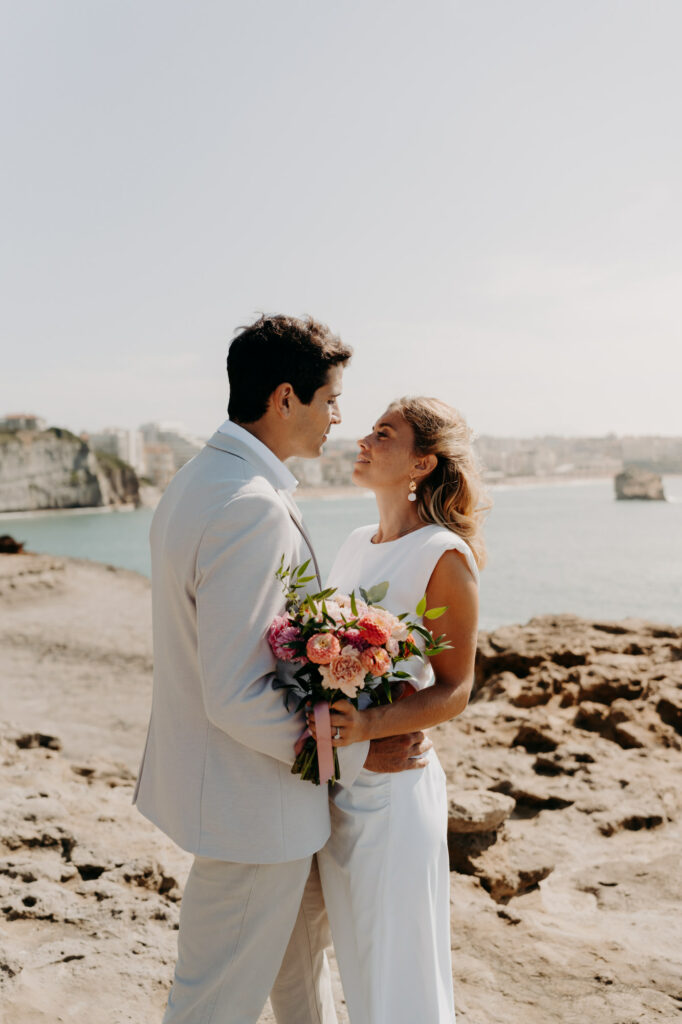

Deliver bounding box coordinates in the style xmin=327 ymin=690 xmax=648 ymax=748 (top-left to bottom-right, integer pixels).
xmin=417 ymin=525 xmax=480 ymax=583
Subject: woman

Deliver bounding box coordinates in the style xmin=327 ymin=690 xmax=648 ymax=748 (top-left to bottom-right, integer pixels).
xmin=313 ymin=395 xmax=488 ymax=1024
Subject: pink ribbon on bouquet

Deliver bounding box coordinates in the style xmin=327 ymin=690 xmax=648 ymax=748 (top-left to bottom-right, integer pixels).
xmin=313 ymin=702 xmax=335 ymax=784
xmin=293 ymin=703 xmax=334 ymax=783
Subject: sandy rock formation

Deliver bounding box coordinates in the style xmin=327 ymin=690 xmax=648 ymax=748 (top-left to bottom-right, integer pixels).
xmin=1 ymin=560 xmax=681 ymax=1022
xmin=614 ymin=467 xmax=666 ymax=500
xmin=437 ymin=613 xmax=682 ymax=1021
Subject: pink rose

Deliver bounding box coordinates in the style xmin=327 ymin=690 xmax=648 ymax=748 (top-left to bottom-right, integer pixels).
xmin=268 ymin=617 xmax=304 ymax=662
xmin=306 ymin=632 xmax=341 ymax=665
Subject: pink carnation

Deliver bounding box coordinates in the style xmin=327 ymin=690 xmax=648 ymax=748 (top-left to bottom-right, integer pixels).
xmin=268 ymin=617 xmax=304 ymax=662
xmin=360 ymin=646 xmax=391 ymax=677
xmin=338 ymin=627 xmax=368 ymax=652
xmin=306 ymin=632 xmax=341 ymax=665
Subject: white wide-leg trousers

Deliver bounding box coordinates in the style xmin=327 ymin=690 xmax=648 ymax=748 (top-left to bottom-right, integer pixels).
xmin=163 ymin=854 xmax=338 ymax=1024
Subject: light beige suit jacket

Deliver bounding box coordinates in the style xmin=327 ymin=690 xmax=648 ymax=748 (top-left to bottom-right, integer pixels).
xmin=133 ymin=431 xmax=368 ymax=863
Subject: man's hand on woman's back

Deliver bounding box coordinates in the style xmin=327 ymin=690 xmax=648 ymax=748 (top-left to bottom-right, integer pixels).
xmin=364 ymin=732 xmax=432 ymax=773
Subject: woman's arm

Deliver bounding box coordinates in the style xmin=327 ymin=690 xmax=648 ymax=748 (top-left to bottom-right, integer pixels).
xmin=325 ymin=549 xmax=479 ymax=746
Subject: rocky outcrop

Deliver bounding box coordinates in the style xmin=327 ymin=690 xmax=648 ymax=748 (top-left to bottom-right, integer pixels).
xmin=435 ymin=612 xmax=682 ymax=1019
xmin=1 ymin=564 xmax=681 ymax=1023
xmin=0 ymin=429 xmax=139 ymax=512
xmin=614 ymin=466 xmax=666 ymax=500
xmin=0 ymin=536 xmax=25 ymax=554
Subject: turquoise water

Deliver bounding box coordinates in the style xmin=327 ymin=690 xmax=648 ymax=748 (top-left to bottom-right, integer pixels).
xmin=2 ymin=478 xmax=681 ymax=630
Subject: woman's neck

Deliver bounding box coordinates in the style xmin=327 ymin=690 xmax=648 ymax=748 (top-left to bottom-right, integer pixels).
xmin=372 ymin=487 xmax=424 ymax=543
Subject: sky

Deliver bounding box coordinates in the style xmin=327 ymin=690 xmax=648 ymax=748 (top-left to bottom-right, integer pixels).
xmin=2 ymin=0 xmax=681 ymax=441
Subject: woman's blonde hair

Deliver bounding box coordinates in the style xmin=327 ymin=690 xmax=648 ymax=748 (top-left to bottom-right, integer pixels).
xmin=387 ymin=396 xmax=491 ymax=569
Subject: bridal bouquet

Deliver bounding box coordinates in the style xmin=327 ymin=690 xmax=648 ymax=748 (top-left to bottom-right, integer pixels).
xmin=268 ymin=556 xmax=450 ymax=785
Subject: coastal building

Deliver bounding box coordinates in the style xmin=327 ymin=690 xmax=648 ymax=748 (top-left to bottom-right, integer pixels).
xmin=0 ymin=412 xmax=47 ymax=432
xmin=89 ymin=427 xmax=145 ymax=474
xmin=139 ymin=421 xmax=204 ymax=471
xmin=143 ymin=444 xmax=176 ymax=489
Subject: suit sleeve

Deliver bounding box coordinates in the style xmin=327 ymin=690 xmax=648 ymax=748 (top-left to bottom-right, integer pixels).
xmin=195 ymin=490 xmax=306 ymax=765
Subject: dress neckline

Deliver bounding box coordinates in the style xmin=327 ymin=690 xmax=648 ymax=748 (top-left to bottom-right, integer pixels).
xmin=368 ymin=524 xmax=434 ymax=546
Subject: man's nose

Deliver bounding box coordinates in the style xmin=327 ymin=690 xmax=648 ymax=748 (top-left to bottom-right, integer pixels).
xmin=330 ymin=402 xmax=341 ymax=425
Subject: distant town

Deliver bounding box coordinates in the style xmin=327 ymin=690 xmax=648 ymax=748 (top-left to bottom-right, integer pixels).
xmin=2 ymin=412 xmax=681 ymax=493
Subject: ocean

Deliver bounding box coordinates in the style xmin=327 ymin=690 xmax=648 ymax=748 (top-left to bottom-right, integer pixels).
xmin=2 ymin=478 xmax=681 ymax=631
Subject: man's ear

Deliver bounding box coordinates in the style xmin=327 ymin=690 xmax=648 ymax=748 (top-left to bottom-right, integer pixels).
xmin=271 ymin=382 xmax=295 ymax=419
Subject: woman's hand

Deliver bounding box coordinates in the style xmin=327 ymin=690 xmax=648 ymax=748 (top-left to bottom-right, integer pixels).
xmin=306 ymin=700 xmax=371 ymax=746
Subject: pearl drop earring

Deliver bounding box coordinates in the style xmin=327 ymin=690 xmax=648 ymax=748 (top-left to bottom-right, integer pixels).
xmin=408 ymin=479 xmax=417 ymax=502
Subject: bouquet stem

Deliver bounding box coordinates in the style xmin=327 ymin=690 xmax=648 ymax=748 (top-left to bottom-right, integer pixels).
xmin=291 ymin=736 xmax=341 ymax=786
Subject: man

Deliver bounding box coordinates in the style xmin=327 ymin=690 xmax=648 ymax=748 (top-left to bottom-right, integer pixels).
xmin=133 ymin=314 xmax=432 ymax=1023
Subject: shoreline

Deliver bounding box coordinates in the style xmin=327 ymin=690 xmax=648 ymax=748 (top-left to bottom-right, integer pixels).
xmin=0 ymin=503 xmax=140 ymax=522
xmin=2 ymin=473 xmax=680 ymax=515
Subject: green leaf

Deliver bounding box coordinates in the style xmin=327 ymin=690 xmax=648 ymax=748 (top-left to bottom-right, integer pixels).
xmin=396 ymin=612 xmax=408 ymax=621
xmin=359 ymin=587 xmax=369 ymax=604
xmin=350 ymin=591 xmax=358 ymax=616
xmin=296 ymin=559 xmax=311 ymax=577
xmin=412 ymin=624 xmax=432 ymax=641
xmin=415 ymin=595 xmax=427 ymax=617
xmin=365 ymin=581 xmax=389 ymax=605
xmin=424 ymin=606 xmax=447 ymax=620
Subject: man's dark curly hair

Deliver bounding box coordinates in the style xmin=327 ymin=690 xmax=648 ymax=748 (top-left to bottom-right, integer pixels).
xmin=227 ymin=314 xmax=352 ymax=423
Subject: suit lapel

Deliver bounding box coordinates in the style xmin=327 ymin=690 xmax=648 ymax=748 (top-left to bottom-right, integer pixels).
xmin=277 ymin=490 xmax=323 ymax=590
xmin=205 ymin=431 xmax=323 ymax=589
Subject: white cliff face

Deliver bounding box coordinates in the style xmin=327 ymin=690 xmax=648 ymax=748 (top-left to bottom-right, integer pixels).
xmin=0 ymin=430 xmax=139 ymax=513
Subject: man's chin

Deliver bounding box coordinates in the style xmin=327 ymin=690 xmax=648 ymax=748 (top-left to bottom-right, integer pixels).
xmin=295 ymin=443 xmax=325 ymax=459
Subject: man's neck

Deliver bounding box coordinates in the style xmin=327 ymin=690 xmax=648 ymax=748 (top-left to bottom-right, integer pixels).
xmin=231 ymin=419 xmax=291 ymax=462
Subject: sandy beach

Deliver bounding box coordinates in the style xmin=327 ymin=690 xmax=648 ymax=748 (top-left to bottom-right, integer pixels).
xmin=1 ymin=553 xmax=681 ymax=1023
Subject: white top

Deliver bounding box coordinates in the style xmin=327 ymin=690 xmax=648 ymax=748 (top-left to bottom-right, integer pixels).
xmin=217 ymin=418 xmax=298 ymax=492
xmin=328 ymin=523 xmax=479 ymax=692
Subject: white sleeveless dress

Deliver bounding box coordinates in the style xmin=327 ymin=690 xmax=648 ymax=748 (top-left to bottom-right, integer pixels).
xmin=317 ymin=524 xmax=479 ymax=1024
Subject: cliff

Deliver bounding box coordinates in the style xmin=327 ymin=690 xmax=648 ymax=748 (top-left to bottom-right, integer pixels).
xmin=0 ymin=428 xmax=140 ymax=513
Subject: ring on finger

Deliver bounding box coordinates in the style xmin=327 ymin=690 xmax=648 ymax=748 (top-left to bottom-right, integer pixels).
xmin=334 ymin=727 xmax=341 ymax=740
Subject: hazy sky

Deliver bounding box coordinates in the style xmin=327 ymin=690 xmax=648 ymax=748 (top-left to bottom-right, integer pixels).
xmin=2 ymin=0 xmax=681 ymax=441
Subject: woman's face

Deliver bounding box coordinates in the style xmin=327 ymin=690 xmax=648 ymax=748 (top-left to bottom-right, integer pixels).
xmin=352 ymin=408 xmax=418 ymax=490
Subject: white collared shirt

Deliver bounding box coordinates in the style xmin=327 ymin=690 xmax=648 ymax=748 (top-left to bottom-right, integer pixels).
xmin=217 ymin=419 xmax=298 ymax=493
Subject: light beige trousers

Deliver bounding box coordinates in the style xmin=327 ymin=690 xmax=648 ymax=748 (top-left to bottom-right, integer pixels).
xmin=163 ymin=854 xmax=337 ymax=1024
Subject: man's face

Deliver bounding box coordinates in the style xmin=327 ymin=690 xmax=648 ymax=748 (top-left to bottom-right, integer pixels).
xmin=288 ymin=365 xmax=344 ymax=458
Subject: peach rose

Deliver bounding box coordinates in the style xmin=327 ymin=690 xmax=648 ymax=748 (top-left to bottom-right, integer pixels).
xmin=306 ymin=633 xmax=341 ymax=665
xmin=319 ymin=646 xmax=367 ymax=699
xmin=360 ymin=646 xmax=392 ymax=677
